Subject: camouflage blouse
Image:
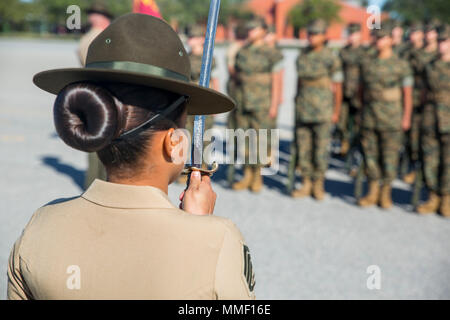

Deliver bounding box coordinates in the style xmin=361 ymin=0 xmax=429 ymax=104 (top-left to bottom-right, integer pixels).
xmin=425 ymin=59 xmax=450 ymax=133
xmin=405 ymin=47 xmax=439 ymax=107
xmin=361 ymin=54 xmax=413 ymax=130
xmin=235 ymin=43 xmax=284 ymax=111
xmin=339 ymin=44 xmax=365 ymax=106
xmin=189 ymin=53 xmax=218 ymax=84
xmin=295 ymin=46 xmax=343 ymax=123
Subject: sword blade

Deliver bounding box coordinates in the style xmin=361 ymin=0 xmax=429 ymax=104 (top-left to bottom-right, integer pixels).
xmin=191 ymin=0 xmax=221 ymax=168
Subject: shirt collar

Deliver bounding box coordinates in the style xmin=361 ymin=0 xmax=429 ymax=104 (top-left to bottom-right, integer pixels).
xmin=82 ymin=179 xmax=176 ymax=209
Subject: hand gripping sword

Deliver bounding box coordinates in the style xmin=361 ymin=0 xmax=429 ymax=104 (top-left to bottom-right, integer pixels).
xmin=183 ymin=0 xmax=221 ymax=181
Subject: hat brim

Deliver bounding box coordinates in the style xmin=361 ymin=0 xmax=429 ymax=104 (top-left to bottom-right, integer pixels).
xmin=33 ymin=68 xmax=235 ymax=115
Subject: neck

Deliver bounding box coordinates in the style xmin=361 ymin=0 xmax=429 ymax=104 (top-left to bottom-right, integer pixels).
xmin=413 ymin=40 xmax=424 ymax=49
xmin=312 ymin=44 xmax=324 ymax=52
xmin=442 ymin=53 xmax=450 ymax=62
xmin=108 ymin=167 xmax=170 ymax=194
xmin=378 ymin=47 xmax=393 ymax=59
xmin=252 ymin=38 xmax=265 ymax=46
xmin=393 ymin=37 xmax=402 ymax=46
xmin=426 ymin=42 xmax=437 ymax=52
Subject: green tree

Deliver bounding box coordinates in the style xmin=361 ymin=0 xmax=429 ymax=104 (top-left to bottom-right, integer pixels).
xmin=383 ymin=0 xmax=450 ymax=24
xmin=157 ymin=0 xmax=247 ymax=27
xmin=33 ymin=0 xmax=132 ymax=27
xmin=0 ymin=0 xmax=33 ymax=31
xmin=288 ymin=0 xmax=341 ymax=31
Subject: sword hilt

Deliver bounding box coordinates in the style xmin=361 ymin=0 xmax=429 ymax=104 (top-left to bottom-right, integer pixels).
xmin=182 ymin=162 xmax=219 ymax=177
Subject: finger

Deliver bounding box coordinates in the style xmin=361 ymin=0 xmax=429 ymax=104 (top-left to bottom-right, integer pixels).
xmin=188 ymin=171 xmax=201 ymax=190
xmin=201 ymin=174 xmax=212 ymax=185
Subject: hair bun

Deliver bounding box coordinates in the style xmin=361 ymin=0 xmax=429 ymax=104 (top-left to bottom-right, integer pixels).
xmin=53 ymin=83 xmax=122 ymax=152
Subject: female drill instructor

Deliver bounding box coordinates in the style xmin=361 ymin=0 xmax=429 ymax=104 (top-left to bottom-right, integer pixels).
xmin=7 ymin=13 xmax=255 ymax=300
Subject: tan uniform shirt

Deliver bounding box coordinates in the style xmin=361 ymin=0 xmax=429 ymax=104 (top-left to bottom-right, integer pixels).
xmin=7 ymin=180 xmax=255 ymax=300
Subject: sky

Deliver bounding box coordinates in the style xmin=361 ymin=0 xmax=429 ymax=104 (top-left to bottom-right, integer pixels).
xmin=369 ymin=0 xmax=387 ymax=8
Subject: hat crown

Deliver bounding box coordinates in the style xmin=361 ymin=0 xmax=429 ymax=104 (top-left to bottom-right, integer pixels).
xmin=86 ymin=13 xmax=190 ymax=80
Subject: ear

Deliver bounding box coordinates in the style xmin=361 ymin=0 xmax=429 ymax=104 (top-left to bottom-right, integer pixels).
xmin=163 ymin=128 xmax=189 ymax=165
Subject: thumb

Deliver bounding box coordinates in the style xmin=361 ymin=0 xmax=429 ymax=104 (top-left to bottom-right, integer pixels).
xmin=188 ymin=171 xmax=201 ymax=190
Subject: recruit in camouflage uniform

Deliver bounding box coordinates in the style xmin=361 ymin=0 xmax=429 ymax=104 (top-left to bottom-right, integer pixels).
xmin=226 ymin=23 xmax=248 ymax=131
xmin=417 ymin=25 xmax=450 ymax=216
xmin=291 ymin=19 xmax=343 ymax=200
xmin=389 ymin=19 xmax=409 ymax=58
xmin=232 ymin=19 xmax=284 ymax=193
xmin=337 ymin=23 xmax=365 ymax=156
xmin=358 ymin=26 xmax=413 ymax=209
xmin=401 ymin=22 xmax=426 ymax=184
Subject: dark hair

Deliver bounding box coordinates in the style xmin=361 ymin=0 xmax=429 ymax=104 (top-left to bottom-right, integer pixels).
xmin=53 ymin=82 xmax=186 ymax=177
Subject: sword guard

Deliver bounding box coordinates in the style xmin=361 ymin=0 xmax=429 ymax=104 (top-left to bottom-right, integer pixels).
xmin=182 ymin=162 xmax=219 ymax=177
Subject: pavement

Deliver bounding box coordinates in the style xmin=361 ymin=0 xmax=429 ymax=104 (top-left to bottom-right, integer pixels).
xmin=1 ymin=38 xmax=450 ymax=300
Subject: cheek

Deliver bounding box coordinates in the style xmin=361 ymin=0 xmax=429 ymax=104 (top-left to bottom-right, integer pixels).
xmin=440 ymin=41 xmax=450 ymax=53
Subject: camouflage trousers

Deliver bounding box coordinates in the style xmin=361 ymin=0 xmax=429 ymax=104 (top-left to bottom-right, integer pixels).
xmin=361 ymin=128 xmax=403 ymax=185
xmin=85 ymin=153 xmax=106 ymax=189
xmin=295 ymin=122 xmax=332 ymax=180
xmin=337 ymin=99 xmax=361 ymax=143
xmin=421 ymin=105 xmax=450 ymax=195
xmin=405 ymin=108 xmax=423 ymax=163
xmin=235 ymin=108 xmax=276 ymax=168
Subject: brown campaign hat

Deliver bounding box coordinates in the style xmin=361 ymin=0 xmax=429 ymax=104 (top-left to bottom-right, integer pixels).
xmin=33 ymin=13 xmax=234 ymax=115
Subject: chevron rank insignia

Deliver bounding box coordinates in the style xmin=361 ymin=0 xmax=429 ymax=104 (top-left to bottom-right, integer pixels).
xmin=243 ymin=245 xmax=255 ymax=293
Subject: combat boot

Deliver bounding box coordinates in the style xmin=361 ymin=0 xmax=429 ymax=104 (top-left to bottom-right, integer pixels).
xmin=312 ymin=178 xmax=326 ymax=201
xmin=232 ymin=167 xmax=253 ymax=191
xmin=291 ymin=178 xmax=312 ymax=198
xmin=340 ymin=140 xmax=350 ymax=156
xmin=379 ymin=184 xmax=393 ymax=209
xmin=250 ymin=167 xmax=263 ymax=193
xmin=440 ymin=195 xmax=450 ymax=217
xmin=403 ymin=171 xmax=416 ymax=184
xmin=358 ymin=181 xmax=380 ymax=207
xmin=417 ymin=192 xmax=440 ymax=214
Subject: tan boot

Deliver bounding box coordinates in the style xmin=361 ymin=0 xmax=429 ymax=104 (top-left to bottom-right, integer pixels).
xmin=291 ymin=178 xmax=312 ymax=198
xmin=250 ymin=167 xmax=263 ymax=193
xmin=358 ymin=181 xmax=380 ymax=207
xmin=313 ymin=178 xmax=326 ymax=201
xmin=232 ymin=167 xmax=253 ymax=191
xmin=379 ymin=184 xmax=393 ymax=209
xmin=417 ymin=191 xmax=440 ymax=214
xmin=440 ymin=195 xmax=450 ymax=217
xmin=340 ymin=140 xmax=350 ymax=156
xmin=403 ymin=171 xmax=416 ymax=185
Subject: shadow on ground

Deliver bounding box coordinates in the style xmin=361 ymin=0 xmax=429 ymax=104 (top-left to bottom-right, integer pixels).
xmin=211 ymin=138 xmax=419 ymax=211
xmin=41 ymin=156 xmax=85 ymax=190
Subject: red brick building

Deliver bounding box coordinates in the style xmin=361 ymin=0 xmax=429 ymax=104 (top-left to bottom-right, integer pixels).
xmin=245 ymin=0 xmax=386 ymax=42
